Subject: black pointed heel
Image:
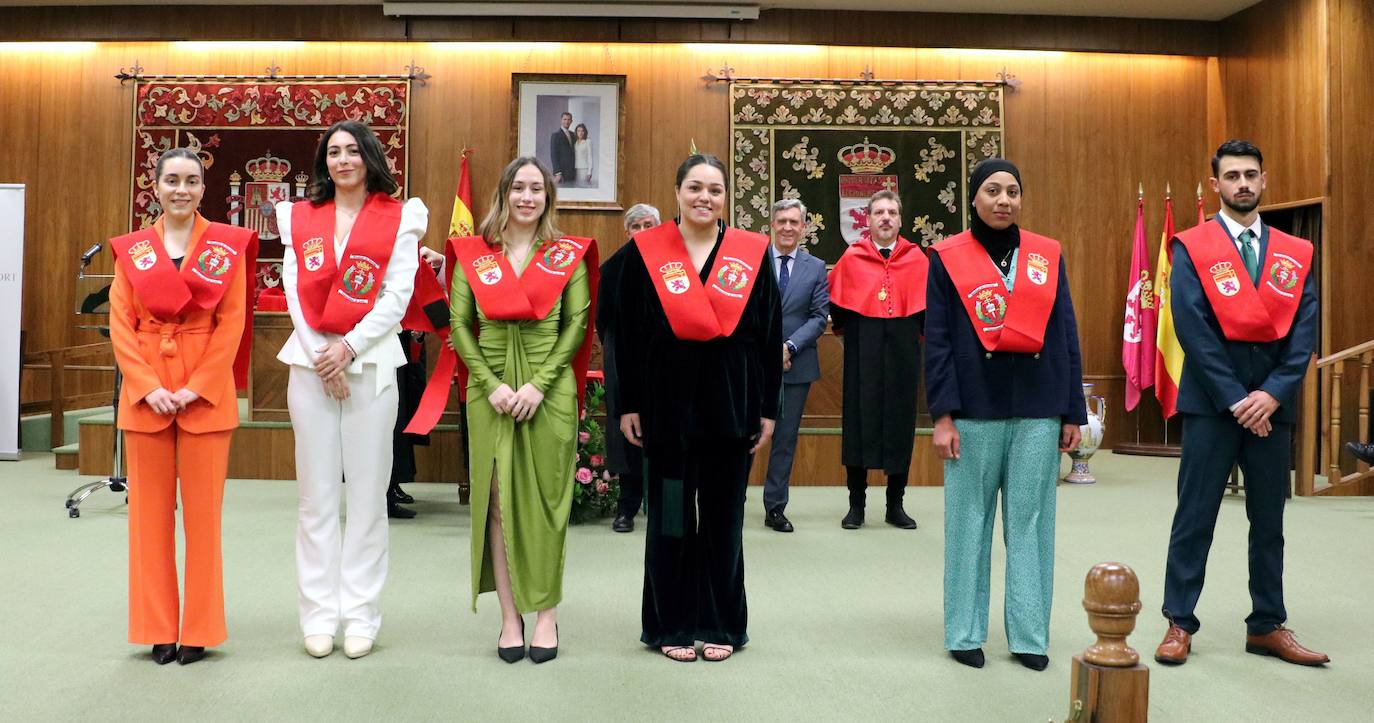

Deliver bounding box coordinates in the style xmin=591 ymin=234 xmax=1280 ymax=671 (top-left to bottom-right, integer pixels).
xmin=497 ymin=618 xmax=526 ymax=663
xmin=151 ymin=643 xmax=178 ymax=665
xmin=529 ymin=624 xmax=558 ymax=664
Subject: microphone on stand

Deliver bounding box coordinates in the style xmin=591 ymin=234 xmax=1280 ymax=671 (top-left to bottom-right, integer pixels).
xmin=80 ymin=242 xmax=103 ymax=267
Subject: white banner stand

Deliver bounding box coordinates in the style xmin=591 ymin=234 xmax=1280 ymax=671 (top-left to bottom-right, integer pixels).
xmin=0 ymin=184 xmax=24 ymax=460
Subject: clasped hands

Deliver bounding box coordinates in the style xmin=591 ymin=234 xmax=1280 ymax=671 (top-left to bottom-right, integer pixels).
xmin=1234 ymin=390 xmax=1279 ymax=437
xmin=488 ymin=383 xmax=545 ymax=422
xmin=312 ymin=340 xmax=354 ymax=400
xmin=142 ymin=387 xmax=200 ymax=415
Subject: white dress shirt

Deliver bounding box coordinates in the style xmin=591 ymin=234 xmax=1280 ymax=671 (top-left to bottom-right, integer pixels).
xmin=1216 ymin=209 xmax=1263 ymax=259
xmin=1214 ymin=209 xmax=1264 ymax=411
xmin=275 ymin=197 xmax=429 ymax=395
xmin=771 ymin=242 xmax=800 ymax=279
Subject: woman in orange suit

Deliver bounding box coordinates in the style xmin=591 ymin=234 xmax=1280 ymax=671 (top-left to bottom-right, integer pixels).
xmin=108 ymin=147 xmax=255 ymax=665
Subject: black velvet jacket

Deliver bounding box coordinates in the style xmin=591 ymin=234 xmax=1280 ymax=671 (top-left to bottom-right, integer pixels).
xmin=615 ymin=226 xmax=783 ymax=460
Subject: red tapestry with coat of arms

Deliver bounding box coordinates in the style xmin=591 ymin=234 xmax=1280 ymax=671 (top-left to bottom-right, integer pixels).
xmin=129 ymin=78 xmax=411 ymax=305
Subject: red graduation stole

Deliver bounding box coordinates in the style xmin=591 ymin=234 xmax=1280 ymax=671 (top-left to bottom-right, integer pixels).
xmin=1175 ymin=219 xmax=1311 ymax=342
xmin=290 ymin=192 xmax=402 ymax=335
xmin=634 ymin=222 xmax=768 ymax=341
xmin=827 ymin=236 xmax=929 ymax=325
xmin=109 ymin=214 xmax=258 ymax=387
xmin=403 ymin=234 xmax=601 ymax=435
xmin=934 ymin=229 xmax=1061 ymax=354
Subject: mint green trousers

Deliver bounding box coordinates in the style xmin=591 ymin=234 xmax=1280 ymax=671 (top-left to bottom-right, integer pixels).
xmin=943 ymin=417 xmax=1060 ymax=654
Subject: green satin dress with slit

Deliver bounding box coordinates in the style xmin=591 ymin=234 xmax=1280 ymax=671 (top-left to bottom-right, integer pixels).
xmin=450 ymin=253 xmax=589 ymax=613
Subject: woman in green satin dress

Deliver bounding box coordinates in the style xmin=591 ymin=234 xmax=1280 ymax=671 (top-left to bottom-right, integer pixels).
xmin=449 ymin=157 xmax=592 ymax=663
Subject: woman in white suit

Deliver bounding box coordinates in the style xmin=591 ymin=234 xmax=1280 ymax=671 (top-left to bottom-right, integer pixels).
xmin=276 ymin=120 xmax=427 ymax=659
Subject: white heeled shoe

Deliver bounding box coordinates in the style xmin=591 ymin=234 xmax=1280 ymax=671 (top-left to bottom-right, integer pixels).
xmin=343 ymin=636 xmax=374 ymax=659
xmin=304 ymin=635 xmax=334 ymax=658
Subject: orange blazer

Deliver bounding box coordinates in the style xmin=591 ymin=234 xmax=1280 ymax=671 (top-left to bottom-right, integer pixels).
xmin=109 ymin=216 xmax=248 ymax=434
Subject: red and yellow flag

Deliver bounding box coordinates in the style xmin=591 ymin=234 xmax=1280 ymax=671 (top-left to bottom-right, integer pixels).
xmin=1153 ymin=194 xmax=1183 ymax=418
xmin=1123 ymin=196 xmax=1157 ymax=411
xmin=449 ymin=149 xmax=475 ymax=238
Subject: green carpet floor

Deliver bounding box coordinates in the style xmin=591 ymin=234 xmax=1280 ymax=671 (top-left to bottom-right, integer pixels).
xmin=3 ymin=452 xmax=1371 ymax=721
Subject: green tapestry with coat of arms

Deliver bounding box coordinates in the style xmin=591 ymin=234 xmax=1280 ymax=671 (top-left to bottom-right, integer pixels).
xmin=729 ymin=81 xmax=1006 ymax=264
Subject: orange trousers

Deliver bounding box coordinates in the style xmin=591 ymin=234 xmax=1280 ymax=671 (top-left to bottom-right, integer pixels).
xmin=125 ymin=425 xmax=232 ymax=647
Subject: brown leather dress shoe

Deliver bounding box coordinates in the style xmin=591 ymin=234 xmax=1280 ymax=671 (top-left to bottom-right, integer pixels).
xmin=1245 ymin=626 xmax=1329 ymax=666
xmin=1154 ymin=624 xmax=1192 ymax=665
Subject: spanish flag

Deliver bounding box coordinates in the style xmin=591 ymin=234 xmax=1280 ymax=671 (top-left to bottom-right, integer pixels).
xmin=1153 ymin=194 xmax=1187 ymax=418
xmin=402 ymin=150 xmax=475 ymax=435
xmin=449 ymin=148 xmax=475 ymax=237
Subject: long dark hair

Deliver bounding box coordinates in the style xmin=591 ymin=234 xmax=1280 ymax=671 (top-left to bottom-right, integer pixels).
xmin=674 ymin=153 xmax=727 ymax=188
xmin=307 ymin=120 xmax=399 ymax=203
xmin=155 ymin=147 xmax=205 ymax=180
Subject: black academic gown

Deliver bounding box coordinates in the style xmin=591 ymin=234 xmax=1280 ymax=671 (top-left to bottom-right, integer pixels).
xmin=596 ymin=245 xmax=645 ymax=514
xmin=391 ymin=330 xmax=429 ymax=484
xmin=615 ymin=224 xmax=782 ymax=648
xmin=830 ymin=304 xmax=923 ymax=476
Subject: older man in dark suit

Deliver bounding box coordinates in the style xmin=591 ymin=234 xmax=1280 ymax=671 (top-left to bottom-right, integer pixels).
xmin=762 ymin=199 xmax=830 ymax=533
xmin=1156 ymin=140 xmax=1326 ymax=667
xmin=548 ymin=112 xmax=576 ymax=184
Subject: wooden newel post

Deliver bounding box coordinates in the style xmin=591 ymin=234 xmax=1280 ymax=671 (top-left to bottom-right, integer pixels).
xmin=1067 ymin=562 xmax=1149 ymax=722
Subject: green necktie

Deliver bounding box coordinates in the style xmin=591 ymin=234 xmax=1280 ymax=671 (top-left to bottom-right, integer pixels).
xmin=1239 ymin=229 xmax=1259 ymax=284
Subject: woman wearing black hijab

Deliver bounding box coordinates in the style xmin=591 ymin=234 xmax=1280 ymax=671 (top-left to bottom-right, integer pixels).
xmin=925 ymin=159 xmax=1086 ymax=671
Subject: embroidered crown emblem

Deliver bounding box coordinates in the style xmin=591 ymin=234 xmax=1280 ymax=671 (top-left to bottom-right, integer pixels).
xmin=837 ymin=137 xmax=896 ymax=174
xmin=1209 ymin=261 xmax=1234 ymax=275
xmin=245 ymin=151 xmax=292 ymax=183
xmin=659 ymin=262 xmax=690 ymax=295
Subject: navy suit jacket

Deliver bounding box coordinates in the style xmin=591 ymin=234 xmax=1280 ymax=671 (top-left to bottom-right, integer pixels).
xmin=768 ymin=245 xmax=830 ymax=385
xmin=924 ymin=250 xmax=1087 ymax=425
xmin=1169 ymin=220 xmax=1318 ymax=424
xmin=549 ymin=128 xmax=576 ymax=179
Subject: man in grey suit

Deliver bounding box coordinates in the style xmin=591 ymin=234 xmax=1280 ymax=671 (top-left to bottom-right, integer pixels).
xmin=763 ymin=198 xmax=830 ymax=532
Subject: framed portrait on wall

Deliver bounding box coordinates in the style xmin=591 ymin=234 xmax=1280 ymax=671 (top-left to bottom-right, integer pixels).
xmin=512 ymin=73 xmax=626 ymax=210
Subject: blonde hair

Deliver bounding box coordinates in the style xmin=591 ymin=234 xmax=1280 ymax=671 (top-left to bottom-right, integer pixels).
xmin=479 ymin=156 xmax=562 ymax=248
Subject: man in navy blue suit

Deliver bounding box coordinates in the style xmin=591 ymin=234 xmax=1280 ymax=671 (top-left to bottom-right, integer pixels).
xmin=1155 ymin=140 xmax=1327 ymax=667
xmin=761 ymin=199 xmax=830 ymax=533
xmin=548 ymin=112 xmax=577 ymax=184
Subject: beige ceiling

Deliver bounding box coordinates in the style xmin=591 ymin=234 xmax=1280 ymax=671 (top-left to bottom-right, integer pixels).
xmin=0 ymin=0 xmax=1265 ymax=22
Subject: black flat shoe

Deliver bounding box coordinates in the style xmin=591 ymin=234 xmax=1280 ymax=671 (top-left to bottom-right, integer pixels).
xmin=529 ymin=624 xmax=559 ymax=664
xmin=611 ymin=513 xmax=634 ymax=533
xmin=388 ymin=484 xmax=415 ymax=504
xmin=1014 ymin=652 xmax=1049 ymax=671
xmin=497 ymin=619 xmax=526 ymax=663
xmin=765 ymin=510 xmax=795 ymax=532
xmin=841 ymin=506 xmax=864 ymax=529
xmin=176 ymin=646 xmax=206 ymax=665
xmin=885 ymin=505 xmax=918 ymax=529
xmin=387 ymin=501 xmax=417 ymax=519
xmin=950 ymin=648 xmax=985 ymax=668
xmin=151 ymin=643 xmax=178 ymax=665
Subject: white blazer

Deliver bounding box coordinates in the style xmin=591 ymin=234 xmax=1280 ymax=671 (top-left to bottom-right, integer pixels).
xmin=274 ymin=197 xmax=428 ymax=395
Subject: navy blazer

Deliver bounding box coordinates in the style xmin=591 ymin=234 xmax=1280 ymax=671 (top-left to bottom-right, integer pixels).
xmin=1169 ymin=220 xmax=1318 ymax=424
xmin=767 ymin=245 xmax=830 ymax=385
xmin=924 ymin=250 xmax=1087 ymax=425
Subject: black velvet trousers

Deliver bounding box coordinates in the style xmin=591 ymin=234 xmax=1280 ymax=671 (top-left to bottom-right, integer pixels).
xmin=641 ymin=438 xmax=752 ymax=648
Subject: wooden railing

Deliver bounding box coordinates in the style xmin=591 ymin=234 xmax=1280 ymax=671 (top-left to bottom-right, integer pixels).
xmin=19 ymin=342 xmax=114 ymax=448
xmin=1295 ymin=338 xmax=1374 ymax=495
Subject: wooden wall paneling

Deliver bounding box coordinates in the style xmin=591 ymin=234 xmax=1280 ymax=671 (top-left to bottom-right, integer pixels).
xmin=1218 ymin=0 xmax=1329 ymax=205
xmin=1326 ymin=0 xmax=1374 ymax=352
xmin=9 ymin=42 xmax=1214 ymax=459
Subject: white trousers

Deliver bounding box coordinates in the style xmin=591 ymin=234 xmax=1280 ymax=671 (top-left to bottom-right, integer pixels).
xmin=288 ymin=364 xmax=398 ymax=639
